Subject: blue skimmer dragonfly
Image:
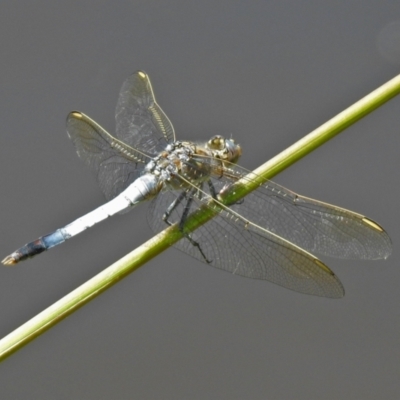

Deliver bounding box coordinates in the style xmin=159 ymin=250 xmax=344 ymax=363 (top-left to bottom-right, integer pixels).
xmin=2 ymin=71 xmax=392 ymax=298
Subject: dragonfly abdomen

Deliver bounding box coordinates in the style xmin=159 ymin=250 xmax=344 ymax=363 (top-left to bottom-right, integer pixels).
xmin=2 ymin=230 xmax=67 ymax=264
xmin=2 ymin=174 xmax=160 ymax=265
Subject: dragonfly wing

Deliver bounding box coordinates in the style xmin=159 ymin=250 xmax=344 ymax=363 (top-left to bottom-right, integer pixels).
xmin=66 ymin=112 xmax=150 ymax=200
xmin=213 ymin=163 xmax=392 ymax=260
xmin=147 ymin=184 xmax=345 ymax=298
xmin=115 ymin=71 xmax=176 ymax=155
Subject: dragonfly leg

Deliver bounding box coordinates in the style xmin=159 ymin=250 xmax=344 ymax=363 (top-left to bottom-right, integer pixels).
xmin=207 ymin=180 xmax=217 ymax=198
xmin=163 ymin=190 xmax=188 ymax=226
xmin=179 ymin=188 xmax=212 ymax=263
xmin=163 ymin=188 xmax=211 ymax=263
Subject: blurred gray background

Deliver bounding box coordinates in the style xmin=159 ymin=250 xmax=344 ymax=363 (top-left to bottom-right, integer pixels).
xmin=0 ymin=1 xmax=399 ymax=399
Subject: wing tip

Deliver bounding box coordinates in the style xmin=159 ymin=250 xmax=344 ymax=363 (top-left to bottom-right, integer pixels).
xmin=67 ymin=111 xmax=83 ymax=120
xmin=361 ymin=218 xmax=392 ymax=259
xmin=314 ymin=258 xmax=335 ymax=275
xmin=362 ymin=217 xmax=384 ymax=232
xmin=313 ymin=258 xmax=345 ymax=298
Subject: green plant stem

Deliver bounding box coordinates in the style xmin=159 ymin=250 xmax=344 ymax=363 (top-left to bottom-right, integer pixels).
xmin=0 ymin=73 xmax=399 ymax=362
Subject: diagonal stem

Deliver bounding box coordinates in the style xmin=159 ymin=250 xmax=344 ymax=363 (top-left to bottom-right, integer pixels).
xmin=0 ymin=73 xmax=399 ymax=362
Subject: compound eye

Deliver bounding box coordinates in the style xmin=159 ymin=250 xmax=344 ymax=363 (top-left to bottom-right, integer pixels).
xmin=208 ymin=135 xmax=225 ymax=150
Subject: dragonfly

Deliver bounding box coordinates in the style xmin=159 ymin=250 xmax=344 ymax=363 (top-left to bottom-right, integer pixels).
xmin=2 ymin=71 xmax=392 ymax=298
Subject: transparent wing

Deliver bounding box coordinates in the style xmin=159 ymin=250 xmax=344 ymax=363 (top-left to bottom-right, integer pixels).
xmin=66 ymin=112 xmax=151 ymax=200
xmin=147 ymin=184 xmax=345 ymax=298
xmin=214 ymin=162 xmax=392 ymax=260
xmin=115 ymin=70 xmax=176 ymax=156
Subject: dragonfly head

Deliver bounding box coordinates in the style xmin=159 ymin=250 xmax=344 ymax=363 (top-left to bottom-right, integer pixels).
xmin=207 ymin=135 xmax=242 ymax=164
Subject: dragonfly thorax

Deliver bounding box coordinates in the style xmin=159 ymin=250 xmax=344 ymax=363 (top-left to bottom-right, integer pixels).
xmin=143 ymin=141 xmax=212 ymax=190
xmin=143 ymin=136 xmax=242 ymax=192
